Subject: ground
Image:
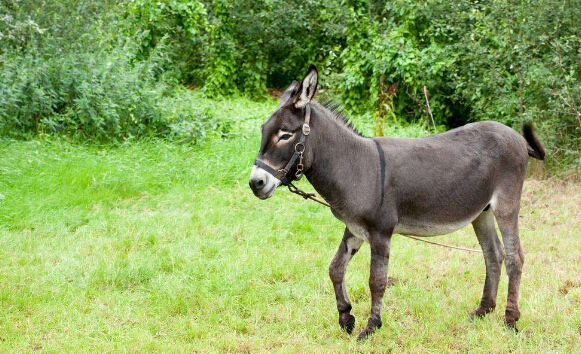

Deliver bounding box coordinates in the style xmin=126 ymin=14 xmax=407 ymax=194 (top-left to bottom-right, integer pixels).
xmin=1 ymin=98 xmax=580 ymax=353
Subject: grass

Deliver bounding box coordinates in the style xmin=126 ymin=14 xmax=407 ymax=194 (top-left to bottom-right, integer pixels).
xmin=1 ymin=97 xmax=580 ymax=353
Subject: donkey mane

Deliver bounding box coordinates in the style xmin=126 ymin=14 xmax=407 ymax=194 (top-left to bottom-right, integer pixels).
xmin=318 ymin=100 xmax=365 ymax=137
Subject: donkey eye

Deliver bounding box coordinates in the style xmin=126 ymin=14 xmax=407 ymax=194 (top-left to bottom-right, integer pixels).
xmin=279 ymin=133 xmax=293 ymax=141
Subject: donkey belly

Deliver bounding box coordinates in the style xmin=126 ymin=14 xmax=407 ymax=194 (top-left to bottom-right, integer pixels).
xmin=394 ymin=216 xmax=477 ymax=236
xmin=393 ymin=205 xmax=485 ymax=237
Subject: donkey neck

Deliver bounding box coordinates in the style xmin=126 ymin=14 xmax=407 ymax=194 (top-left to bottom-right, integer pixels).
xmin=304 ymin=104 xmax=378 ymax=213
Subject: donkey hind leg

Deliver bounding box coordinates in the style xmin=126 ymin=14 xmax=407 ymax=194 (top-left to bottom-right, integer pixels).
xmin=329 ymin=228 xmax=364 ymax=334
xmin=494 ymin=209 xmax=524 ymax=331
xmin=470 ymin=209 xmax=505 ymax=319
xmin=357 ymin=232 xmax=391 ymax=341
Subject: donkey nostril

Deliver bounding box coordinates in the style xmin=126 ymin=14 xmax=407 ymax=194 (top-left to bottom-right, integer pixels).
xmin=250 ymin=176 xmax=266 ymax=191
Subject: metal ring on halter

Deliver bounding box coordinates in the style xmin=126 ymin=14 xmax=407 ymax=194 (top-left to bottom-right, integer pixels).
xmin=294 ymin=143 xmax=305 ymax=153
xmin=295 ymin=163 xmax=304 ymax=177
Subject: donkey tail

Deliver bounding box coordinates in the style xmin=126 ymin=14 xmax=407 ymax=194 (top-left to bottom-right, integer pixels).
xmin=522 ymin=121 xmax=545 ymax=160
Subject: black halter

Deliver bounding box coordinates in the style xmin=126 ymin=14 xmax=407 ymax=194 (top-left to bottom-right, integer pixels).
xmin=253 ymin=104 xmax=312 ymax=186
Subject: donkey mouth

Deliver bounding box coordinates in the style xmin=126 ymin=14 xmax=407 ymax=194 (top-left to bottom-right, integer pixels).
xmin=257 ymin=184 xmax=276 ymax=200
xmin=249 ymin=165 xmax=281 ymax=200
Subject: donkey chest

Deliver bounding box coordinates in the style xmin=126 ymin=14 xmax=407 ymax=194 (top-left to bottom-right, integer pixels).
xmin=331 ymin=208 xmax=372 ymax=243
xmin=345 ymin=222 xmax=371 ymax=242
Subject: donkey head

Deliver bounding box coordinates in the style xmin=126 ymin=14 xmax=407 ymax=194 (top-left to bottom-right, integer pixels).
xmin=249 ymin=65 xmax=318 ymax=199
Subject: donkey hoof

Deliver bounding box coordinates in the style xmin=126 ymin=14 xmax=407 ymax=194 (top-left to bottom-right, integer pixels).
xmin=505 ymin=320 xmax=519 ymax=333
xmin=469 ymin=310 xmax=483 ymax=321
xmin=505 ymin=308 xmax=520 ymax=333
xmin=356 ymin=320 xmax=381 ymax=341
xmin=356 ymin=328 xmax=375 ymax=341
xmin=339 ymin=313 xmax=355 ymax=334
xmin=469 ymin=306 xmax=495 ymax=320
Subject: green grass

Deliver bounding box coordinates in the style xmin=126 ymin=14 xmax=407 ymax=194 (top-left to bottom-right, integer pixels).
xmin=1 ymin=97 xmax=580 ymax=353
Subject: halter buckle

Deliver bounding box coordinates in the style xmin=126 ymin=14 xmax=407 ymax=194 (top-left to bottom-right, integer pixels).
xmin=276 ymin=169 xmax=287 ymax=180
xmin=302 ymin=123 xmax=311 ymax=136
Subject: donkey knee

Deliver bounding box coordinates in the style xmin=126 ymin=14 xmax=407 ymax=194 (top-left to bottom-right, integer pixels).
xmin=495 ymin=243 xmax=506 ymax=263
xmin=499 ymin=249 xmax=506 ymax=264
xmin=369 ymin=274 xmax=388 ymax=295
xmin=505 ymin=253 xmax=523 ymax=278
xmin=491 ymin=250 xmax=505 ymax=274
xmin=487 ymin=245 xmax=504 ymax=270
xmin=329 ymin=262 xmax=345 ymax=284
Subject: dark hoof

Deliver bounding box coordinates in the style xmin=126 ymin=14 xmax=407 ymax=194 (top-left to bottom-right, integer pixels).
xmin=469 ymin=306 xmax=495 ymax=321
xmin=505 ymin=320 xmax=519 ymax=333
xmin=356 ymin=320 xmax=381 ymax=341
xmin=339 ymin=313 xmax=355 ymax=334
xmin=357 ymin=328 xmax=375 ymax=341
xmin=505 ymin=308 xmax=520 ymax=333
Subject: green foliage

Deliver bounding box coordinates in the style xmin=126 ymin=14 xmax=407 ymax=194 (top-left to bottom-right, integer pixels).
xmin=333 ymin=0 xmax=581 ymax=166
xmin=0 ymin=0 xmax=44 ymax=53
xmin=125 ymin=0 xmax=210 ymax=84
xmin=0 ymin=0 xmax=234 ymax=142
xmin=0 ymin=0 xmax=170 ymax=140
xmin=127 ymin=0 xmax=349 ymax=96
xmin=0 ymin=46 xmax=168 ymax=140
xmin=1 ymin=0 xmax=580 ymax=167
xmin=121 ymin=0 xmax=581 ymax=167
xmin=159 ymin=89 xmax=233 ymax=143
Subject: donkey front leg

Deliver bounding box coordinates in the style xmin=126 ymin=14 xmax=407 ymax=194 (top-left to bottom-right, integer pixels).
xmin=329 ymin=228 xmax=364 ymax=334
xmin=357 ymin=232 xmax=392 ymax=341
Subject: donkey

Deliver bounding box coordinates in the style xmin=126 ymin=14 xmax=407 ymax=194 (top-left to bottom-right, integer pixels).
xmin=249 ymin=65 xmax=545 ymax=340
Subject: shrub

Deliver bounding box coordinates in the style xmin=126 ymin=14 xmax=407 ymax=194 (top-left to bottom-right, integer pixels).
xmin=330 ymin=0 xmax=581 ymax=167
xmin=158 ymin=89 xmax=233 ymax=144
xmin=0 ymin=45 xmax=170 ymax=140
xmin=1 ymin=0 xmax=580 ymax=168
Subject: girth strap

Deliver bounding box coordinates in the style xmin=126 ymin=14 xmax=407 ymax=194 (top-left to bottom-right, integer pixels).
xmin=372 ymin=139 xmax=386 ymax=206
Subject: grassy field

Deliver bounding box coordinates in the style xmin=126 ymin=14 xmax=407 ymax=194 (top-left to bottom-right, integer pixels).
xmin=1 ymin=98 xmax=580 ymax=353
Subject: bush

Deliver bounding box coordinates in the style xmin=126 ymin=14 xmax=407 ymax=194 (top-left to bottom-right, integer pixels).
xmin=0 ymin=0 xmax=170 ymax=140
xmin=0 ymin=45 xmax=170 ymax=140
xmin=0 ymin=0 xmax=227 ymax=142
xmin=158 ymin=89 xmax=233 ymax=143
xmin=329 ymin=0 xmax=581 ymax=167
xmin=126 ymin=0 xmax=350 ymax=97
xmin=1 ymin=0 xmax=580 ymax=168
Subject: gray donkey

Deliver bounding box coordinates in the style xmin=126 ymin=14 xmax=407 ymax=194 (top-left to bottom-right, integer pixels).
xmin=249 ymin=65 xmax=545 ymax=340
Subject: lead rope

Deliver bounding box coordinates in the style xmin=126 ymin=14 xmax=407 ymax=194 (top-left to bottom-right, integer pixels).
xmin=288 ymin=182 xmax=330 ymax=208
xmin=287 ymin=182 xmax=482 ymax=253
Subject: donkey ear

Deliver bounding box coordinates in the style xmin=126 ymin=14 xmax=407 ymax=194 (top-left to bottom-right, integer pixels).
xmin=294 ymin=65 xmax=318 ymax=108
xmin=279 ymin=80 xmax=299 ymax=108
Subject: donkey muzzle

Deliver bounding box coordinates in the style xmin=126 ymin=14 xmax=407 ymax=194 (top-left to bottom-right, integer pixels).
xmin=249 ymin=166 xmax=281 ymax=199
